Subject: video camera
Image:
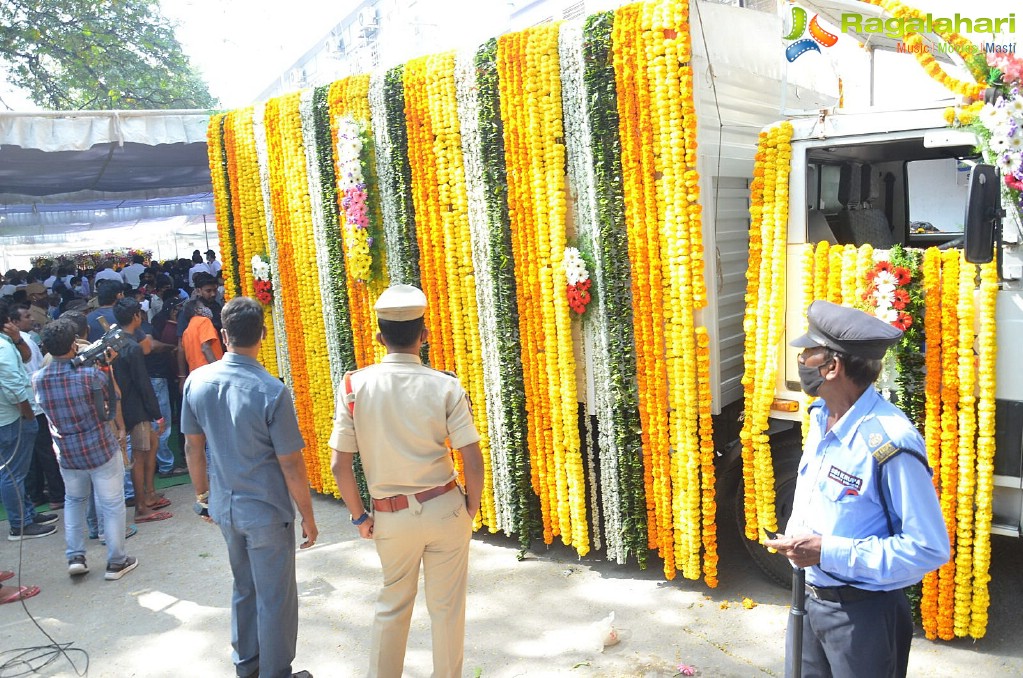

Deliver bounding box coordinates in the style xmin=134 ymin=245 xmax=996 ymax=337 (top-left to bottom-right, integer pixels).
xmin=70 ymin=326 xmax=133 ymax=368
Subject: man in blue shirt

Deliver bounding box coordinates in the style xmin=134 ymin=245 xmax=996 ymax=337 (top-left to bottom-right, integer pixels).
xmin=182 ymin=296 xmax=317 ymax=678
xmin=766 ymin=300 xmax=950 ymax=678
xmin=0 ymin=299 xmax=56 ymax=540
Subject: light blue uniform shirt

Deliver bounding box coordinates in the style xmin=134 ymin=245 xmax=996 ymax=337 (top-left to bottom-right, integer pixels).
xmin=181 ymin=352 xmax=305 ymax=528
xmin=785 ymin=386 xmax=950 ymax=590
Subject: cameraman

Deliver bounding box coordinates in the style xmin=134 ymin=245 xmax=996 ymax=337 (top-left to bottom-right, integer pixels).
xmin=33 ymin=319 xmax=138 ymax=580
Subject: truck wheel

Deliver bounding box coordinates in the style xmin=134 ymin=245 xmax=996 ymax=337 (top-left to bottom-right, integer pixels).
xmin=734 ymin=433 xmax=801 ymax=588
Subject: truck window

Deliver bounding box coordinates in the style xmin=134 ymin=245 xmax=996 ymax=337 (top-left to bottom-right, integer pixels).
xmin=906 ymin=158 xmax=970 ymax=241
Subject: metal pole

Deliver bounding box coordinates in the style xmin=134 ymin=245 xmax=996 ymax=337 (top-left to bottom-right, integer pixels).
xmin=787 ymin=567 xmax=806 ymax=678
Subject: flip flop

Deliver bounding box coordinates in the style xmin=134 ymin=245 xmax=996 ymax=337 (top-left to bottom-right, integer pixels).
xmin=148 ymin=497 xmax=172 ymax=510
xmin=135 ymin=511 xmax=173 ymax=523
xmin=0 ymin=585 xmax=40 ymax=605
xmin=0 ymin=571 xmax=14 ymax=583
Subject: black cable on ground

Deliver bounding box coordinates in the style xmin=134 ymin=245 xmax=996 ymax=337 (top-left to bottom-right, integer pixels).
xmin=1 ymin=417 xmax=89 ymax=677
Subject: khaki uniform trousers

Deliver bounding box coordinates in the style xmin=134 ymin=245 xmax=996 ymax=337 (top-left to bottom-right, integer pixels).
xmin=369 ymin=486 xmax=472 ymax=678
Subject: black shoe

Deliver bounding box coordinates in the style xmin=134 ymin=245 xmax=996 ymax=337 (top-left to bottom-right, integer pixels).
xmin=8 ymin=523 xmax=57 ymax=540
xmin=125 ymin=497 xmax=136 ymax=508
xmin=292 ymin=672 xmax=313 ymax=678
xmin=68 ymin=555 xmax=89 ymax=576
xmin=158 ymin=466 xmax=189 ymax=478
xmin=105 ymin=556 xmax=139 ymax=581
xmin=33 ymin=512 xmax=59 ymax=526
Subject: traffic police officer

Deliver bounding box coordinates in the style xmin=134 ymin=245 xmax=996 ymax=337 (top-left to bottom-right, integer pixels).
xmin=329 ymin=284 xmax=484 ymax=678
xmin=765 ymin=300 xmax=950 ymax=678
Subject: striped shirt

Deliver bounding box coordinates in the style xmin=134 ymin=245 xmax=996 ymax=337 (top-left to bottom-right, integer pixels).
xmin=32 ymin=359 xmax=120 ymax=470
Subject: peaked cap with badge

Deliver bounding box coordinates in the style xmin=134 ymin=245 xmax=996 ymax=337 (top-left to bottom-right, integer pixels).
xmin=790 ymin=300 xmax=903 ymax=360
xmin=374 ymin=284 xmax=428 ymax=322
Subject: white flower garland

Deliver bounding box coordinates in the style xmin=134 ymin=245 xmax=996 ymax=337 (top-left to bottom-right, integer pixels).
xmin=299 ymin=90 xmax=345 ymax=393
xmin=252 ymin=102 xmax=292 ymax=388
xmin=560 ymin=20 xmax=621 ymax=561
xmin=369 ymin=70 xmax=408 ymax=283
xmin=455 ymin=48 xmax=515 ymax=532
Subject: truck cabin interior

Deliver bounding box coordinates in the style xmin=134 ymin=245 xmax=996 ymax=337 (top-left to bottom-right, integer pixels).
xmin=805 ymin=137 xmax=980 ymax=251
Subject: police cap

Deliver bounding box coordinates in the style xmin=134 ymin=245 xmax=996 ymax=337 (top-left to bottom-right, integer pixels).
xmin=374 ymin=284 xmax=427 ymax=322
xmin=790 ymin=300 xmax=903 ymax=360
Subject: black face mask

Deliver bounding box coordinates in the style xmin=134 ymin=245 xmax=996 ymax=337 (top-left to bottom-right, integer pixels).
xmin=798 ymin=361 xmax=829 ymax=397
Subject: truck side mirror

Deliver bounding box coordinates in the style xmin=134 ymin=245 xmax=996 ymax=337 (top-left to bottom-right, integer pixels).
xmin=963 ymin=164 xmax=1002 ymax=264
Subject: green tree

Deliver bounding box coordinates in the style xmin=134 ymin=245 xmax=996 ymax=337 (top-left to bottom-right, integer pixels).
xmin=0 ymin=0 xmax=218 ymax=110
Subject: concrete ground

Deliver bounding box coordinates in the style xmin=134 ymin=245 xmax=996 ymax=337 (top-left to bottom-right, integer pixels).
xmin=2 ymin=479 xmax=1022 ymax=677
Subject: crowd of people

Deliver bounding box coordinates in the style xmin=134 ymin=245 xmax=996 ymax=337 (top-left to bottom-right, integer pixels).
xmin=0 ymin=248 xmax=226 ymax=595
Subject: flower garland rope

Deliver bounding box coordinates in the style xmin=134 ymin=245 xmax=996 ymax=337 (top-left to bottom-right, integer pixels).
xmin=582 ymin=9 xmax=647 ymax=567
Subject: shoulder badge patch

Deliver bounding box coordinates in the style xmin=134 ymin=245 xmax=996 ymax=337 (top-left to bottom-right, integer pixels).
xmin=859 ymin=415 xmax=903 ymax=465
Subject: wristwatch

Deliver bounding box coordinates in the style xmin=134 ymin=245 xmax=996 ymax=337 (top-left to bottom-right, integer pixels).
xmin=351 ymin=511 xmax=370 ymax=526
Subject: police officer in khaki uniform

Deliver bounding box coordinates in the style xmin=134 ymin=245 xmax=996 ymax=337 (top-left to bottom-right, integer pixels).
xmin=329 ymin=284 xmax=484 ymax=678
xmin=25 ymin=283 xmax=50 ymax=334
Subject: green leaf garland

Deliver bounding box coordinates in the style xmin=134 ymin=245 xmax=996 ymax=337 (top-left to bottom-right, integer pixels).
xmin=476 ymin=37 xmax=538 ymax=548
xmin=583 ymin=11 xmax=648 ymax=567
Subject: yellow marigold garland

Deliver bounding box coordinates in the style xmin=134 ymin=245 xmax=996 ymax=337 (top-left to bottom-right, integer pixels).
xmin=936 ymin=248 xmax=960 ymax=640
xmin=403 ymin=51 xmax=497 ymax=532
xmin=953 ymin=255 xmax=977 ymax=636
xmin=264 ymin=94 xmax=331 ymax=491
xmin=862 ymin=0 xmax=987 ymax=99
xmin=920 ymin=247 xmax=943 ymax=639
xmin=738 ymin=120 xmax=793 ymax=542
xmin=498 ymin=23 xmax=588 ymax=555
xmin=227 ymin=108 xmax=280 ymax=376
xmin=970 ymin=259 xmax=998 ymax=638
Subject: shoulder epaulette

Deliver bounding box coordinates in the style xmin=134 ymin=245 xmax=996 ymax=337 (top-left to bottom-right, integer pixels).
xmin=429 ymin=367 xmax=457 ymax=378
xmin=858 ymin=415 xmax=901 ymax=464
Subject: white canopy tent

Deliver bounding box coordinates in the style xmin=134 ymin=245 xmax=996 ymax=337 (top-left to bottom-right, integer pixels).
xmin=0 ymin=109 xmax=218 ymax=270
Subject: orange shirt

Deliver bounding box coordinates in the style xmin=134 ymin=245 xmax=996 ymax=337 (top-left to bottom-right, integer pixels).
xmin=182 ymin=316 xmax=223 ymax=372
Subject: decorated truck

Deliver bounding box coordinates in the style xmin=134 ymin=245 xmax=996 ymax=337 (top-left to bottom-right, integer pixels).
xmin=737 ymin=0 xmax=1023 ymax=641
xmin=205 ymin=0 xmax=1015 ymax=646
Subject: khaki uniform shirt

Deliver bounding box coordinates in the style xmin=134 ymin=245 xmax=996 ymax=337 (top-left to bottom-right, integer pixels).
xmin=329 ymin=353 xmax=480 ymax=499
xmin=28 ymin=304 xmax=50 ymax=332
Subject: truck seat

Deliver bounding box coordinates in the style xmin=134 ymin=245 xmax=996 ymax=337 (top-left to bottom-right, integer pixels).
xmin=837 ymin=163 xmax=895 ymax=248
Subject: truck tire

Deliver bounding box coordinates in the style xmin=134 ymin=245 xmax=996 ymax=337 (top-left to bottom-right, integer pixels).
xmin=734 ymin=432 xmax=802 ymax=588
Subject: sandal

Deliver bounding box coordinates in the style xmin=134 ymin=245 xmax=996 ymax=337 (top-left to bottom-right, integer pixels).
xmin=0 ymin=571 xmax=14 ymax=583
xmin=0 ymin=584 xmax=40 ymax=605
xmin=148 ymin=497 xmax=172 ymax=510
xmin=135 ymin=511 xmax=173 ymax=523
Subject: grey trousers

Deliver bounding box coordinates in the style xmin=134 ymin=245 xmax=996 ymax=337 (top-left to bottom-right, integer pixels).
xmin=221 ymin=520 xmax=299 ymax=678
xmin=787 ymin=588 xmax=912 ymax=678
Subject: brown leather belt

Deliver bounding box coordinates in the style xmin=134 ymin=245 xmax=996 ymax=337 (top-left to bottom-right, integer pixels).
xmin=372 ymin=480 xmax=458 ymax=513
xmin=805 ymin=584 xmax=890 ymax=604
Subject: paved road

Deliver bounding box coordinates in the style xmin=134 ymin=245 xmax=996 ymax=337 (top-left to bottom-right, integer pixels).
xmin=1 ymin=480 xmax=1020 ymax=677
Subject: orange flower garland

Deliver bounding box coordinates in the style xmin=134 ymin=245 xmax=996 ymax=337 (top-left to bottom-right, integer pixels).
xmin=263 ymin=94 xmax=331 ymax=492
xmin=498 ymin=22 xmax=588 ymax=555
xmin=738 ymin=121 xmax=793 ymax=543
xmin=403 ymin=51 xmax=497 ymax=531
xmin=498 ymin=29 xmax=555 ymax=545
xmin=614 ymin=1 xmax=673 ymax=573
